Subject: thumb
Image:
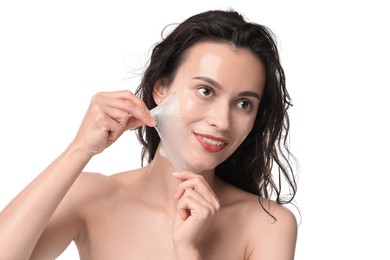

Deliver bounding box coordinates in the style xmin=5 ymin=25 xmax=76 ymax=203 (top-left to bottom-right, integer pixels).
xmin=125 ymin=116 xmax=145 ymax=130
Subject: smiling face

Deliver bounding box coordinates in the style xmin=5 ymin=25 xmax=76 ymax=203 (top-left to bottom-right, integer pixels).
xmin=154 ymin=41 xmax=266 ymax=172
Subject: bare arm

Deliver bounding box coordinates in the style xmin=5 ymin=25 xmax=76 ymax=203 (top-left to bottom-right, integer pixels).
xmin=0 ymin=90 xmax=156 ymax=259
xmin=0 ymin=144 xmax=91 ymax=259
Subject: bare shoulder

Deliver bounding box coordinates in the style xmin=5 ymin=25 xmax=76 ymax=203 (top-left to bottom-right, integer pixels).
xmin=219 ymin=183 xmax=297 ymax=259
xmin=31 ymin=171 xmax=122 ymax=258
xmin=67 ymin=168 xmax=142 ymax=212
xmin=245 ymin=196 xmax=297 ymax=259
xmin=68 ymin=171 xmax=118 ymax=206
xmin=250 ymin=198 xmax=297 ymax=239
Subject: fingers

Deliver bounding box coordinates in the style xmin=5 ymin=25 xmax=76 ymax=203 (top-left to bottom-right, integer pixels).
xmin=172 ymin=171 xmax=220 ymax=210
xmin=73 ymin=90 xmax=157 ymax=155
xmin=176 ymin=188 xmax=217 ymax=221
xmin=172 ymin=172 xmax=220 ymax=248
xmin=92 ymin=90 xmax=156 ymax=128
xmin=172 ymin=171 xmax=220 ymax=222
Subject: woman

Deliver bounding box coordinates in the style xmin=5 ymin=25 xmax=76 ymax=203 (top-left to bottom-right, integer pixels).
xmin=0 ymin=9 xmax=297 ymax=259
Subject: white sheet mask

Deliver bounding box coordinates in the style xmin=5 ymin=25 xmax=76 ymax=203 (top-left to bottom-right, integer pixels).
xmin=149 ymin=92 xmax=253 ymax=173
xmin=150 ymin=94 xmax=197 ymax=172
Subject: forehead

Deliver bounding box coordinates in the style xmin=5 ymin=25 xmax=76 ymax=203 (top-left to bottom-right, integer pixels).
xmin=177 ymin=41 xmax=266 ymax=93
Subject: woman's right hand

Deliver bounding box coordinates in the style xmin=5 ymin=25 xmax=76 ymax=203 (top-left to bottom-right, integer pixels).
xmin=72 ymin=90 xmax=156 ymax=156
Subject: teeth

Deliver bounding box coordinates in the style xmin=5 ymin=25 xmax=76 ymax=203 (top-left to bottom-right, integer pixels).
xmin=201 ymin=136 xmax=224 ymax=146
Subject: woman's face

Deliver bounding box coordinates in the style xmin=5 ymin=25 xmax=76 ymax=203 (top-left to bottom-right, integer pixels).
xmin=156 ymin=41 xmax=266 ymax=172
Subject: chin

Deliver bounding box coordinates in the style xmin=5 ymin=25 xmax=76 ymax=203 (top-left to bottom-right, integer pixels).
xmin=182 ymin=152 xmax=224 ymax=173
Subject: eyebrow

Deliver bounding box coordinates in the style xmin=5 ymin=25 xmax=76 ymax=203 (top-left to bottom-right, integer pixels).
xmin=193 ymin=76 xmax=261 ymax=100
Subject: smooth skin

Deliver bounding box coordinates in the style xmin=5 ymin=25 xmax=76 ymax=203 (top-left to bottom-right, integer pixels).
xmin=0 ymin=42 xmax=297 ymax=260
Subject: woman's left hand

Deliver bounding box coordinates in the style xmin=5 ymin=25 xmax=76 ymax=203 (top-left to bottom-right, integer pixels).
xmin=172 ymin=171 xmax=220 ymax=257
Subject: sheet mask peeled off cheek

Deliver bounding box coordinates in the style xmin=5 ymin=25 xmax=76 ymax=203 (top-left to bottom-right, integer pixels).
xmin=150 ymin=93 xmax=198 ymax=173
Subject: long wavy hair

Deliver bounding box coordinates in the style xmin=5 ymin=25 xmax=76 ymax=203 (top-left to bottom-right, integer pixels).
xmin=135 ymin=9 xmax=297 ymax=212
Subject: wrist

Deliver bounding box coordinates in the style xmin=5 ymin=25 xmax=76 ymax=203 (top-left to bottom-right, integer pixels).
xmin=66 ymin=141 xmax=95 ymax=160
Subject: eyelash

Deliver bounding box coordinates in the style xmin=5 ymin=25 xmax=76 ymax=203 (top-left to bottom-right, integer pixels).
xmin=196 ymin=86 xmax=253 ymax=112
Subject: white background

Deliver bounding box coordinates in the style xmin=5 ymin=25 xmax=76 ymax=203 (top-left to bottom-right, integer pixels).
xmin=1 ymin=0 xmax=389 ymax=259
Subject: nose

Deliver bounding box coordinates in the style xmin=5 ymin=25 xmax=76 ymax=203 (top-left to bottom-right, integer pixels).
xmin=207 ymin=103 xmax=231 ymax=131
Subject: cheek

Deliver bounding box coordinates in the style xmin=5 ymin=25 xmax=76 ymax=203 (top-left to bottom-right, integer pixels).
xmin=235 ymin=117 xmax=256 ymax=144
xmin=177 ymin=90 xmax=206 ymax=124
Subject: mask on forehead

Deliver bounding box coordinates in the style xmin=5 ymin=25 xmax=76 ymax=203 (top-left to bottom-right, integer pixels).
xmin=150 ymin=93 xmax=198 ymax=173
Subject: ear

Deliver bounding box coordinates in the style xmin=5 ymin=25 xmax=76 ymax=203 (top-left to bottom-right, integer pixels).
xmin=152 ymin=79 xmax=169 ymax=104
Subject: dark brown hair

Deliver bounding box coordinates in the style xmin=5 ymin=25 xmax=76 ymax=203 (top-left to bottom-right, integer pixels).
xmin=135 ymin=9 xmax=297 ymax=211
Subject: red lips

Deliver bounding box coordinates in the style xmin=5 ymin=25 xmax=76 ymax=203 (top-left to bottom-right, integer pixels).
xmin=194 ymin=132 xmax=228 ymax=152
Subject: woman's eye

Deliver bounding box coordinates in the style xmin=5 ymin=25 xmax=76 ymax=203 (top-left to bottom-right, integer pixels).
xmin=238 ymin=100 xmax=252 ymax=111
xmin=197 ymin=87 xmax=213 ymax=97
